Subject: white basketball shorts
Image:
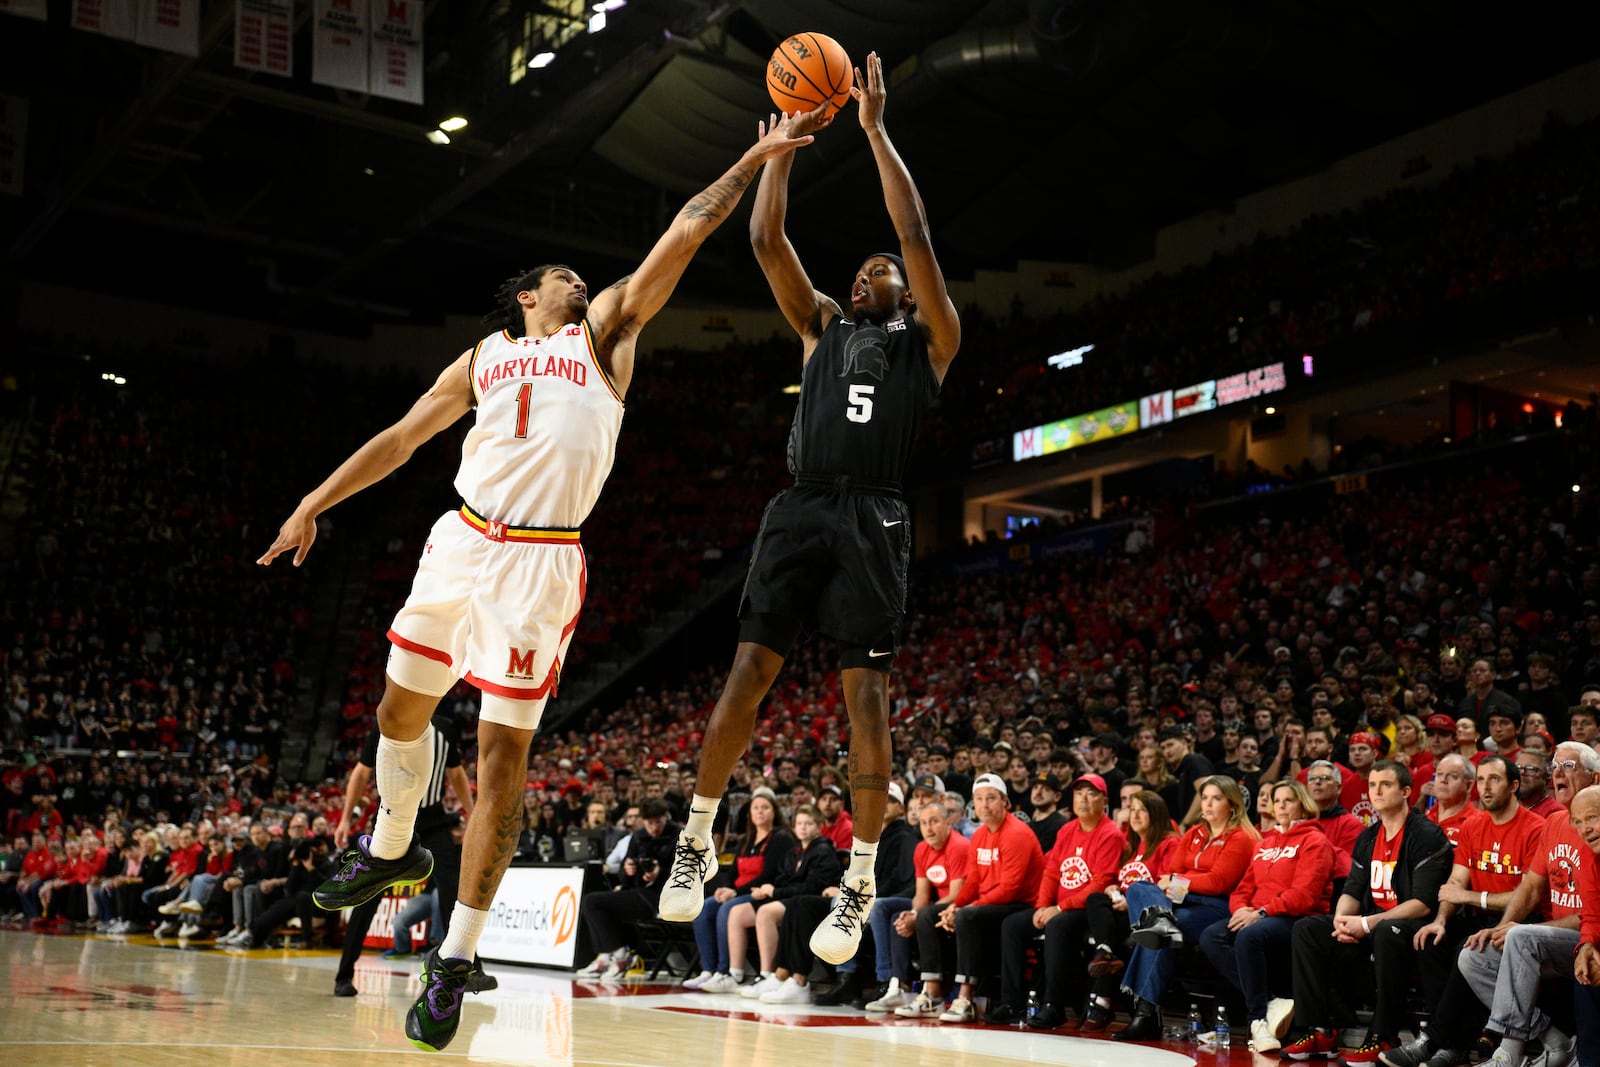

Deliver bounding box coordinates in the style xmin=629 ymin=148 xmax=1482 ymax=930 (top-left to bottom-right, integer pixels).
xmin=386 ymin=507 xmax=586 ymax=731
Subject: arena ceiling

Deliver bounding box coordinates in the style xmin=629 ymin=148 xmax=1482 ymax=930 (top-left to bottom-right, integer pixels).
xmin=2 ymin=0 xmax=1598 ymax=337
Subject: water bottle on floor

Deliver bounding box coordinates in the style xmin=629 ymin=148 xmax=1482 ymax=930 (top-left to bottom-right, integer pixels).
xmin=1213 ymin=1007 xmax=1230 ymax=1049
xmin=1026 ymin=989 xmax=1039 ymax=1023
xmin=1188 ymin=1001 xmax=1202 ymax=1044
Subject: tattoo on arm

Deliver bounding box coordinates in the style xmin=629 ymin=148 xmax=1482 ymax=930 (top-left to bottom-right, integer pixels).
xmin=475 ymin=800 xmax=524 ymax=900
xmin=681 ymin=168 xmax=752 ymax=222
xmin=608 ymin=275 xmax=631 ymax=291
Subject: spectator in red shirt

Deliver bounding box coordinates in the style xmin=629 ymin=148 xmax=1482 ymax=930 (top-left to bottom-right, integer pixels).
xmin=1425 ymin=754 xmax=1484 ymax=846
xmin=1570 ymin=785 xmax=1600 ymax=1067
xmin=1082 ymin=788 xmax=1181 ymax=1028
xmin=896 ymin=773 xmax=1042 ymax=1024
xmin=1116 ymin=775 xmax=1259 ymax=1042
xmin=865 ymin=792 xmax=970 ymax=1014
xmin=1200 ymin=778 xmax=1336 ymax=1053
xmin=1304 ymin=761 xmax=1363 ymax=872
xmin=816 ymin=784 xmax=853 ymax=853
xmin=1397 ymin=754 xmax=1549 ymax=1067
xmin=18 ymin=831 xmax=58 ymax=921
xmin=990 ymin=773 xmax=1124 ymax=1029
xmin=1514 ymin=748 xmax=1565 ymax=819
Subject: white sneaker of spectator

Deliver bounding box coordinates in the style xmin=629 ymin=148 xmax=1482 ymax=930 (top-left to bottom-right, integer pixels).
xmin=740 ymin=974 xmax=783 ymax=999
xmin=153 ymin=921 xmax=178 ymax=937
xmin=699 ymin=972 xmax=742 ymax=994
xmin=938 ymin=997 xmax=975 ymax=1023
xmin=760 ymin=977 xmax=812 ymax=1005
xmin=600 ymin=950 xmax=638 ymax=982
xmin=894 ymin=991 xmax=943 ymax=1018
xmin=865 ymin=977 xmax=909 ymax=1013
xmin=178 ymin=922 xmax=202 ymax=938
xmin=1250 ymin=1019 xmax=1282 ymax=1052
xmin=681 ymin=970 xmax=715 ymax=990
xmin=157 ymin=900 xmax=183 ymax=916
xmin=575 ymin=950 xmax=613 ymax=977
xmin=178 ymin=900 xmax=204 ymax=915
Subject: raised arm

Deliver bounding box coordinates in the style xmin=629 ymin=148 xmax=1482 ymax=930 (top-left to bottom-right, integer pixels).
xmin=854 ymin=51 xmax=961 ymax=380
xmin=750 ymin=106 xmax=843 ymax=355
xmin=586 ymin=114 xmax=815 ymax=373
xmin=257 ymin=351 xmax=476 ymax=567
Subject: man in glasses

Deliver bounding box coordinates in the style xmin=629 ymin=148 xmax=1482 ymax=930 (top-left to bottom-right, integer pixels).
xmin=1513 ymin=749 xmax=1564 ymax=820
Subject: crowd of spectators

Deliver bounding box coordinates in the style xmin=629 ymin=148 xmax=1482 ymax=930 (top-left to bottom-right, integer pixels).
xmin=3 ymin=96 xmax=1600 ymax=1062
xmin=919 ymin=112 xmax=1600 ymax=472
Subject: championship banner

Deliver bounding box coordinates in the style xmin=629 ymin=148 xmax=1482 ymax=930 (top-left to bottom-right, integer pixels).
xmin=312 ymin=0 xmax=368 ymax=92
xmin=0 ymin=0 xmax=49 ymax=21
xmin=476 ymin=865 xmax=584 ymax=968
xmin=235 ymin=0 xmax=293 ymax=77
xmin=0 ymin=95 xmax=27 ymax=197
xmin=72 ymin=0 xmax=137 ymax=41
xmin=368 ymin=0 xmax=423 ymax=104
xmin=136 ymin=0 xmax=199 ymax=57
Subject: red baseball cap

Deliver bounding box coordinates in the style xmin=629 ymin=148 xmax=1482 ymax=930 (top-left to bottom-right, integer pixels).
xmin=1424 ymin=713 xmax=1456 ymax=734
xmin=1071 ymin=773 xmax=1108 ymax=796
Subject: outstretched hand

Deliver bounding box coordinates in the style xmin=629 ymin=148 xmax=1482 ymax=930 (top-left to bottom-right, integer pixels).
xmin=257 ymin=507 xmax=318 ymax=567
xmin=852 ymin=50 xmax=886 ymax=130
xmin=748 ymin=110 xmax=815 ymax=165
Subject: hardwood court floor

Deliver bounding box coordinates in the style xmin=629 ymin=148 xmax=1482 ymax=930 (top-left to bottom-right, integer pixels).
xmin=4 ymin=928 xmax=1267 ymax=1066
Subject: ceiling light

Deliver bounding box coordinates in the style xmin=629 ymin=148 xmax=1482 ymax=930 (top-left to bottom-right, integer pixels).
xmin=528 ymin=51 xmax=555 ymax=68
xmin=598 ymin=0 xmax=627 ymax=9
xmin=425 ymin=129 xmax=451 ymax=145
xmin=588 ymin=10 xmax=605 ymax=33
xmin=1264 ymin=406 xmax=1276 ymax=415
xmin=781 ymin=384 xmax=801 ymax=395
xmin=438 ymin=116 xmax=469 ymax=133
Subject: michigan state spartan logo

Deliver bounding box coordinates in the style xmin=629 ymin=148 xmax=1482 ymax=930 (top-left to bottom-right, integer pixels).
xmin=840 ymin=324 xmax=889 ymax=380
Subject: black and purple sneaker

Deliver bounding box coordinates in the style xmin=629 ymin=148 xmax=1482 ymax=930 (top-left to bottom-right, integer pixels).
xmin=405 ymin=949 xmax=473 ymax=1051
xmin=312 ymin=834 xmax=433 ymax=911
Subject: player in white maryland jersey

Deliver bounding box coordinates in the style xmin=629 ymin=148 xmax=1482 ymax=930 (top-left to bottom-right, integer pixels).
xmin=257 ymin=114 xmax=815 ymax=1052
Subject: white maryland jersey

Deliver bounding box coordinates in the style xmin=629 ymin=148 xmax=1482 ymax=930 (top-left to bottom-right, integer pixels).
xmin=456 ymin=322 xmax=624 ymax=528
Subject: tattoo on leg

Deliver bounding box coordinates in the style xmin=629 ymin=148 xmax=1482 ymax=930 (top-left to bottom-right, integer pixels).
xmin=475 ymin=801 xmax=523 ymax=900
xmin=852 ymin=773 xmax=889 ymax=793
xmin=848 ymin=751 xmax=860 ymax=777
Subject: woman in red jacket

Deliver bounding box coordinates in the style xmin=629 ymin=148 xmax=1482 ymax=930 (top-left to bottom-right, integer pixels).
xmin=1080 ymin=790 xmax=1180 ymax=1031
xmin=1198 ymin=778 xmax=1335 ymax=1053
xmin=1114 ymin=775 xmax=1259 ymax=1042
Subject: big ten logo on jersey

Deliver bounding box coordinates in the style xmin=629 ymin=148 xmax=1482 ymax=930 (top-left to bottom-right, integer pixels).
xmin=507 ymin=646 xmax=538 ymax=680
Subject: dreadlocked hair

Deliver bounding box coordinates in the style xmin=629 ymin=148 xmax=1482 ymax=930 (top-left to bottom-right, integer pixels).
xmin=482 ymin=264 xmax=571 ymax=336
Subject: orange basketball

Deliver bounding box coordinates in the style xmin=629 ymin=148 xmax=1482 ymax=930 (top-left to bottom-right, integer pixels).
xmin=767 ymin=32 xmax=852 ymax=117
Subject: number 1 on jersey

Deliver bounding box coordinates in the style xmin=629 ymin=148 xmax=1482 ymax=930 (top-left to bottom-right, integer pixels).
xmin=847 ymin=383 xmax=875 ymax=424
xmin=515 ymin=382 xmax=532 ymax=438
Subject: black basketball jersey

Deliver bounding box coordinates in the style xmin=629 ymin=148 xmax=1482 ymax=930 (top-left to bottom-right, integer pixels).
xmin=786 ymin=314 xmax=940 ymax=488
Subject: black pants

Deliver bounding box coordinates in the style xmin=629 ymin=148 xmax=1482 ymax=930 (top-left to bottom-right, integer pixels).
xmin=999 ymin=906 xmax=1091 ymax=1011
xmin=1083 ymin=893 xmax=1131 ymax=999
xmin=777 ymin=895 xmax=833 ymax=977
xmin=580 ymin=888 xmax=659 ymax=955
xmin=915 ymin=900 xmax=1032 ymax=987
xmin=1291 ymin=914 xmax=1425 ymax=1039
xmin=250 ymin=889 xmax=316 ymax=944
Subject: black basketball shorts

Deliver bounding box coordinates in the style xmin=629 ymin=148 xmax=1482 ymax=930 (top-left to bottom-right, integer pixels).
xmin=737 ymin=483 xmax=910 ymax=669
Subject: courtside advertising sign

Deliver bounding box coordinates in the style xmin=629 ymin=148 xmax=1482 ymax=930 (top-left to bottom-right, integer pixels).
xmin=476 ymin=866 xmax=584 ymax=967
xmin=1012 ymin=401 xmax=1139 ymax=460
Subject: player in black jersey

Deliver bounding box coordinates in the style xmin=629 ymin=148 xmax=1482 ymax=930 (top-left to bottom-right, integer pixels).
xmin=661 ymin=52 xmax=960 ymax=971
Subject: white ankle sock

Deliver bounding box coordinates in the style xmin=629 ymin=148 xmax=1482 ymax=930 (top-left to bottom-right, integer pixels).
xmin=439 ymin=902 xmax=488 ymax=963
xmin=685 ymin=794 xmax=719 ymax=843
xmin=847 ymin=837 xmax=877 ymax=880
xmin=371 ymin=727 xmax=434 ymax=859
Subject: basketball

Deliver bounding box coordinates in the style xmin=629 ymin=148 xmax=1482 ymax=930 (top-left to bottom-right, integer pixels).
xmin=767 ymin=32 xmax=852 ymax=117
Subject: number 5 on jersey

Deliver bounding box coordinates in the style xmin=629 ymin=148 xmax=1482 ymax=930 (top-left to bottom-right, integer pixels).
xmin=846 ymin=384 xmax=875 ymax=424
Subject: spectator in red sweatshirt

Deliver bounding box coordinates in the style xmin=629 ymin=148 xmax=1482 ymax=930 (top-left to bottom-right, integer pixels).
xmin=1199 ymin=778 xmax=1335 ymax=1052
xmin=1081 ymin=789 xmax=1182 ymax=1030
xmin=1114 ymin=774 xmax=1259 ymax=1042
xmin=896 ymin=773 xmax=1043 ymax=1024
xmin=1571 ymin=785 xmax=1600 ymax=1067
xmin=989 ymin=773 xmax=1125 ymax=1029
